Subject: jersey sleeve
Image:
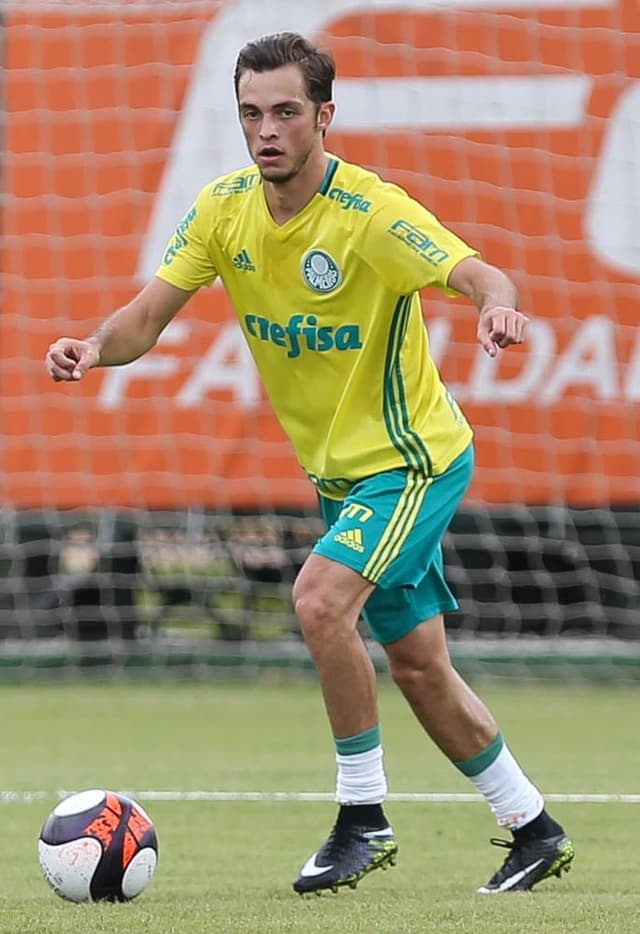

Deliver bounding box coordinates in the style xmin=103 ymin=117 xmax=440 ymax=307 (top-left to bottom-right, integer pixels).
xmin=155 ymin=186 xmax=218 ymax=290
xmin=357 ymin=187 xmax=479 ymax=296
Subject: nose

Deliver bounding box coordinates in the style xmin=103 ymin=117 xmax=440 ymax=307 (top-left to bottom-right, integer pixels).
xmin=259 ymin=114 xmax=279 ymax=139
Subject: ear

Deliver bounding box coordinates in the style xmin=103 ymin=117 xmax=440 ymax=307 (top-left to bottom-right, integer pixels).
xmin=317 ymin=101 xmax=336 ymax=133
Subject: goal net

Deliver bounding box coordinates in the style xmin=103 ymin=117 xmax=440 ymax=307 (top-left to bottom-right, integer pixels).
xmin=2 ymin=0 xmax=640 ymax=680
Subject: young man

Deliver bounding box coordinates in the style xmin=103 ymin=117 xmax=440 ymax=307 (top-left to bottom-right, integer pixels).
xmin=45 ymin=32 xmax=574 ymax=895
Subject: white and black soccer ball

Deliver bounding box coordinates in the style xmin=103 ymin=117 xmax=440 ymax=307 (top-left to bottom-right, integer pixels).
xmin=38 ymin=789 xmax=158 ymax=902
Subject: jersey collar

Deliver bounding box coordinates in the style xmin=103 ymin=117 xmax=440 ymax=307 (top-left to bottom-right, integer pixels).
xmin=317 ymin=156 xmax=340 ymax=196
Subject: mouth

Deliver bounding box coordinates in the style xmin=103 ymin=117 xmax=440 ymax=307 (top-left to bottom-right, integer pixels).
xmin=257 ymin=147 xmax=285 ymax=164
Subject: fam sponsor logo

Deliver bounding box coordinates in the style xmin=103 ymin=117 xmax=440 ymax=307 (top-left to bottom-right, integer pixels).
xmin=162 ymin=206 xmax=197 ymax=266
xmin=388 ymin=219 xmax=450 ymax=265
xmin=244 ymin=313 xmax=362 ymax=359
xmin=210 ymin=173 xmax=260 ymax=196
xmin=328 ymin=187 xmax=372 ymax=212
xmin=301 ymin=250 xmax=342 ymax=293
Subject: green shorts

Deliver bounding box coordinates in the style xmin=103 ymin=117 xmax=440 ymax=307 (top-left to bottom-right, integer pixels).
xmin=313 ymin=445 xmax=473 ymax=644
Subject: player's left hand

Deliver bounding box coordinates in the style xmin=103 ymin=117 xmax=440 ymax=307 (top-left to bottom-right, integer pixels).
xmin=477 ymin=306 xmax=528 ymax=357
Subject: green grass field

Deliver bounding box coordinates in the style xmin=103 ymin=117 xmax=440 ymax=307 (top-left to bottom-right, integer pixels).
xmin=1 ymin=679 xmax=639 ymax=933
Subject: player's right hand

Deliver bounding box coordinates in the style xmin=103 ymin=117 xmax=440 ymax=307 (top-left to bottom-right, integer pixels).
xmin=45 ymin=338 xmax=100 ymax=382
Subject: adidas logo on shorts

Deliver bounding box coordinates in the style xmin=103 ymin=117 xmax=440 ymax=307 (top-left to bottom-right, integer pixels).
xmin=334 ymin=528 xmax=364 ymax=553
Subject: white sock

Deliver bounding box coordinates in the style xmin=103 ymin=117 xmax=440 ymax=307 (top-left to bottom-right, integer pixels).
xmin=468 ymin=744 xmax=544 ymax=830
xmin=335 ymin=745 xmax=387 ymax=805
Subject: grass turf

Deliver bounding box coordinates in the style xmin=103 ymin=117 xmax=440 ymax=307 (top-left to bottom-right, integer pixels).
xmin=1 ymin=680 xmax=639 ymax=933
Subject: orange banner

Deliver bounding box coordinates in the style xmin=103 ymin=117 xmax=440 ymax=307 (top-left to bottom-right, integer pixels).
xmin=3 ymin=1 xmax=640 ymax=508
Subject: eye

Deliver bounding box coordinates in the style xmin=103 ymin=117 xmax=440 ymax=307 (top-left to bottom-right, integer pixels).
xmin=242 ymin=109 xmax=260 ymax=121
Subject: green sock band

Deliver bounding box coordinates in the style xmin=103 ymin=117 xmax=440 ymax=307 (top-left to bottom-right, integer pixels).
xmin=334 ymin=725 xmax=381 ymax=756
xmin=454 ymin=731 xmax=504 ymax=777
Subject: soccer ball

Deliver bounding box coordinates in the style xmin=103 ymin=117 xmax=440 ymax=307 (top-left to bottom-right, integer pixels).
xmin=38 ymin=789 xmax=158 ymax=902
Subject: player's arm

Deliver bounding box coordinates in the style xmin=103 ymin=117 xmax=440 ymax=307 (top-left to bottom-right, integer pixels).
xmin=45 ymin=277 xmax=195 ymax=382
xmin=362 ymin=189 xmax=527 ymax=356
xmin=448 ymin=255 xmax=528 ymax=358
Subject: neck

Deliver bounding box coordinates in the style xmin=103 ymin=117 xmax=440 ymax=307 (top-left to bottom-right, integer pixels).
xmin=263 ymin=151 xmax=329 ymax=225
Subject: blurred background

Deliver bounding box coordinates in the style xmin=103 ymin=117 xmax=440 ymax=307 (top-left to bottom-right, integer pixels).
xmin=2 ymin=0 xmax=640 ymax=683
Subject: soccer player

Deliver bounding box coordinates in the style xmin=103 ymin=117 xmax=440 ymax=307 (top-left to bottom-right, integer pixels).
xmin=45 ymin=32 xmax=575 ymax=895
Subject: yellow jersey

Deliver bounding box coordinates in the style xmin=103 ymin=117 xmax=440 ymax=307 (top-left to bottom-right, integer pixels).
xmin=156 ymin=155 xmax=476 ymax=499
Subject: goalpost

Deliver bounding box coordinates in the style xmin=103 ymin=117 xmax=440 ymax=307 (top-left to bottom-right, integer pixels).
xmin=2 ymin=0 xmax=639 ymax=679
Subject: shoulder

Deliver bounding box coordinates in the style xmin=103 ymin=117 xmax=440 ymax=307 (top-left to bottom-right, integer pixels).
xmin=190 ymin=164 xmax=262 ymax=216
xmin=206 ymin=164 xmax=262 ymax=199
xmin=330 ymin=156 xmax=411 ymax=200
xmin=325 ymin=155 xmax=425 ymax=224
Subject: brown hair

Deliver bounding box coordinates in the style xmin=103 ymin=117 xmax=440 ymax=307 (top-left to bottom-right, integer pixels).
xmin=234 ymin=32 xmax=335 ymax=105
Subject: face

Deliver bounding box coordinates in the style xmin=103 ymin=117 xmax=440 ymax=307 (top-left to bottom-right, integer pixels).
xmin=237 ymin=64 xmax=334 ymax=184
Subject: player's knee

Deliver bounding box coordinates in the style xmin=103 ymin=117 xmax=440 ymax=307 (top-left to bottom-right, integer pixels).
xmin=389 ymin=652 xmax=452 ymax=698
xmin=292 ymin=580 xmax=343 ymax=644
xmin=293 ymin=586 xmax=329 ymax=634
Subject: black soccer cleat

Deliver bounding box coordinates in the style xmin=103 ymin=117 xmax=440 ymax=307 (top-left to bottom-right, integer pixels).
xmin=477 ymin=832 xmax=575 ymax=893
xmin=293 ymin=823 xmax=398 ymax=895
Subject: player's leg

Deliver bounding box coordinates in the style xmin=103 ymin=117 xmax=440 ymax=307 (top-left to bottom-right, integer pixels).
xmin=375 ymin=607 xmax=499 ymax=761
xmin=291 ymin=552 xmax=397 ymax=895
xmin=357 ymin=445 xmax=574 ymax=892
xmin=380 ymin=613 xmax=574 ymax=892
xmin=292 ymin=449 xmax=477 ymax=894
xmin=292 ymin=552 xmax=377 ymax=738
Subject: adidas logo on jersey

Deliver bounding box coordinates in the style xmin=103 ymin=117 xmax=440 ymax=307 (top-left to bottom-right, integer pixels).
xmin=333 ymin=528 xmax=364 ymax=553
xmin=232 ymin=249 xmax=256 ymax=271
